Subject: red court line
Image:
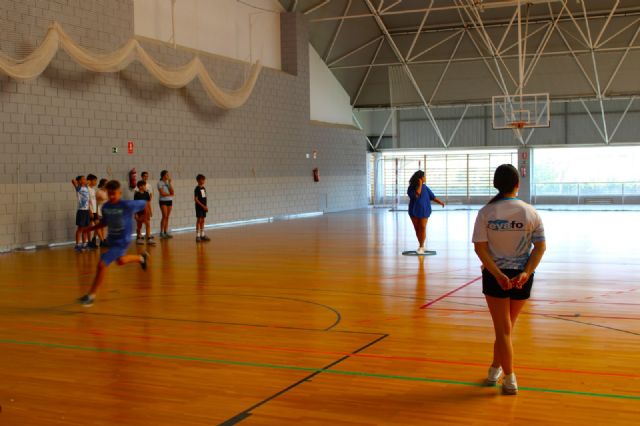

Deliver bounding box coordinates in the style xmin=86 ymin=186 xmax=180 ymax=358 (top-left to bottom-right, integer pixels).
xmin=6 ymin=323 xmax=640 ymax=379
xmin=420 ymin=277 xmax=482 ymax=309
xmin=422 ymin=307 xmax=640 ymax=321
xmin=447 ymin=295 xmax=640 ymax=306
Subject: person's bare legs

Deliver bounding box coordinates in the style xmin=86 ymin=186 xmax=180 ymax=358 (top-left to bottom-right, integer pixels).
xmin=75 ymin=226 xmax=82 ymax=245
xmin=87 ymin=255 xmax=144 ymax=296
xmin=87 ymin=261 xmax=108 ymax=296
xmin=485 ymin=295 xmax=513 ymax=374
xmin=410 ymin=217 xmax=428 ymax=248
xmin=165 ymin=205 xmax=173 ymax=234
xmin=96 ymin=226 xmax=105 ymax=244
xmin=160 ymin=205 xmax=169 ymax=234
xmin=509 ymin=299 xmax=527 ymax=328
xmin=145 ymin=220 xmax=151 ymax=239
xmin=410 ymin=217 xmax=420 ymax=246
xmin=418 ymin=218 xmax=428 ymax=248
xmin=82 ymin=226 xmax=90 ymax=245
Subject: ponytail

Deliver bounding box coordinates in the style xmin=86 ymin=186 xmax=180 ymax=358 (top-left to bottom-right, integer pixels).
xmin=488 ymin=164 xmax=520 ymax=205
xmin=409 ymin=170 xmax=425 ymax=190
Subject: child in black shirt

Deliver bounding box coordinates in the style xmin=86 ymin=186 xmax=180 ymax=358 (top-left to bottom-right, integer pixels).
xmin=194 ymin=174 xmax=210 ymax=242
xmin=134 ymin=180 xmax=154 ymax=245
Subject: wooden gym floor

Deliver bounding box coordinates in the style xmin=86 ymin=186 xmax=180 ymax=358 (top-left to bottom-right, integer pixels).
xmin=0 ymin=208 xmax=638 ymax=425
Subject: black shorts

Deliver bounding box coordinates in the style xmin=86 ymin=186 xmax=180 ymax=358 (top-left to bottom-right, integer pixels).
xmin=76 ymin=210 xmax=91 ymax=227
xmin=482 ymin=268 xmax=534 ymax=300
xmin=92 ymin=213 xmax=99 ymax=222
xmin=159 ymin=200 xmax=173 ymax=207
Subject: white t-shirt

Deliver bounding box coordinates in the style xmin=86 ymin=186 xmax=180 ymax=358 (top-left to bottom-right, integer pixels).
xmin=96 ymin=188 xmax=107 ymax=216
xmin=472 ymin=198 xmax=545 ymax=270
xmin=157 ymin=180 xmax=172 ymax=201
xmin=88 ymin=186 xmax=97 ymax=213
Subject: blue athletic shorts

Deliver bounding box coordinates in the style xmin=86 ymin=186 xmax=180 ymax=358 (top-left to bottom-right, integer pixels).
xmin=100 ymin=244 xmax=129 ymax=266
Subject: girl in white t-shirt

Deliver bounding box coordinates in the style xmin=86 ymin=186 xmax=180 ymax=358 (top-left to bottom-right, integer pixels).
xmin=472 ymin=164 xmax=546 ymax=395
xmin=158 ymin=170 xmax=175 ymax=239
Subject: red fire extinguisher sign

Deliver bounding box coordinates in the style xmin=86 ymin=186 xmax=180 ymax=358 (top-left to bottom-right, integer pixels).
xmin=128 ymin=141 xmax=134 ymax=154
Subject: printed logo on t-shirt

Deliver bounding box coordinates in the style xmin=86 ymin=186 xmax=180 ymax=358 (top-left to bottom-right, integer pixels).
xmin=488 ymin=219 xmax=524 ymax=231
xmin=104 ymin=208 xmax=125 ymax=235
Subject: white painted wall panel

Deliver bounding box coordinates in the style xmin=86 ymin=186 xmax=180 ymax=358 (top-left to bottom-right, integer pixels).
xmin=134 ymin=0 xmax=283 ymax=69
xmin=309 ymin=45 xmax=353 ymax=125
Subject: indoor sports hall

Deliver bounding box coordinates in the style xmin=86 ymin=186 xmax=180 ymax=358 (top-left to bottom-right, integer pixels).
xmin=0 ymin=1 xmax=638 ymax=425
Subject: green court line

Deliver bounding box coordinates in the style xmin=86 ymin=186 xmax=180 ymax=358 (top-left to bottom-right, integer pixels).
xmin=1 ymin=338 xmax=638 ymax=401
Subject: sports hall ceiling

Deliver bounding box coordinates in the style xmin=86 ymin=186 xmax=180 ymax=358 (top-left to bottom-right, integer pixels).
xmin=279 ymin=0 xmax=640 ymax=108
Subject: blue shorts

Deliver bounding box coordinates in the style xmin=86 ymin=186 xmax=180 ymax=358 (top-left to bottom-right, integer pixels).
xmin=100 ymin=244 xmax=129 ymax=266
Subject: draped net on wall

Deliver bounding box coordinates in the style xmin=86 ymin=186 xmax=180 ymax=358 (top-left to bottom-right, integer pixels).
xmin=0 ymin=22 xmax=262 ymax=109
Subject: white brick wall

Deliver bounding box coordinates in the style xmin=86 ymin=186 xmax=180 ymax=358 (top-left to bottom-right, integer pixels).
xmin=0 ymin=3 xmax=367 ymax=250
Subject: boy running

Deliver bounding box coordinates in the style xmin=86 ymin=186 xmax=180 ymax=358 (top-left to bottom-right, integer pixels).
xmin=78 ymin=180 xmax=150 ymax=307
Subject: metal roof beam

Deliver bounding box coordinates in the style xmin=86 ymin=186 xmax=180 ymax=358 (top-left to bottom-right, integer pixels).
xmin=331 ymin=44 xmax=640 ymax=70
xmin=603 ymin=21 xmax=640 ymax=96
xmin=303 ymin=0 xmax=330 ymax=15
xmin=362 ymin=0 xmax=449 ymax=148
xmin=324 ymin=0 xmax=353 ymax=62
xmin=406 ymin=0 xmax=434 ymax=61
xmin=328 ymin=35 xmax=384 ymax=67
xmin=353 ymin=38 xmax=385 ymax=106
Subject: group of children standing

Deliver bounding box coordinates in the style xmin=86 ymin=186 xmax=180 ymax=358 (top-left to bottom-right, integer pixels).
xmin=71 ymin=172 xmax=211 ymax=249
xmin=71 ymin=174 xmax=107 ymax=251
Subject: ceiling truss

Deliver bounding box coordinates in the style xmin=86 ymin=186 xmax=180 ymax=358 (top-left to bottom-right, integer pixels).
xmin=289 ymin=0 xmax=640 ymax=147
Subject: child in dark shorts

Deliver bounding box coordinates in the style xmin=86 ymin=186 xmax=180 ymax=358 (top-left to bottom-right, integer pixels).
xmin=71 ymin=175 xmax=91 ymax=252
xmin=194 ymin=174 xmax=210 ymax=242
xmin=78 ymin=180 xmax=149 ymax=307
xmin=134 ymin=180 xmax=154 ymax=245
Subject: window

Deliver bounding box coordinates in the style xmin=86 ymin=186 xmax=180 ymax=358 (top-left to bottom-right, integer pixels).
xmin=533 ymin=146 xmax=640 ymax=198
xmin=372 ymin=149 xmax=517 ymax=204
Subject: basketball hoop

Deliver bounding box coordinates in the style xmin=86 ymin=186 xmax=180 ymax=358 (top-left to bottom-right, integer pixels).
xmin=492 ymin=93 xmax=550 ymax=130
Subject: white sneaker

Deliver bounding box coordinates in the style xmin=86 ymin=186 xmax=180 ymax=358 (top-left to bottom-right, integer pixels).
xmin=485 ymin=366 xmax=503 ymax=386
xmin=416 ymin=247 xmax=425 ymax=254
xmin=502 ymin=373 xmax=518 ymax=395
xmin=136 ymin=238 xmax=145 ymax=245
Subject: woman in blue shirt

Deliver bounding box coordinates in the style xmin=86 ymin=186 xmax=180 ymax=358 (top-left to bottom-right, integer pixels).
xmin=407 ymin=171 xmax=445 ymax=254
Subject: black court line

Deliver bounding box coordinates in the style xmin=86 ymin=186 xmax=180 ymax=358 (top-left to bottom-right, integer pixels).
xmin=218 ymin=334 xmax=389 ymax=426
xmin=115 ymin=292 xmax=343 ymax=331
xmin=7 ymin=291 xmax=343 ymax=332
xmin=442 ymin=300 xmax=640 ymax=337
xmin=547 ymin=315 xmax=640 ymax=337
xmin=51 ymin=310 xmax=385 ymax=336
xmin=93 ymin=292 xmax=343 ymax=331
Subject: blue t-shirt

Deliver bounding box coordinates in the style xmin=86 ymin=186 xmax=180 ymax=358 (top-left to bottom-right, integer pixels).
xmin=407 ymin=184 xmax=436 ymax=218
xmin=100 ymin=200 xmax=147 ymax=246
